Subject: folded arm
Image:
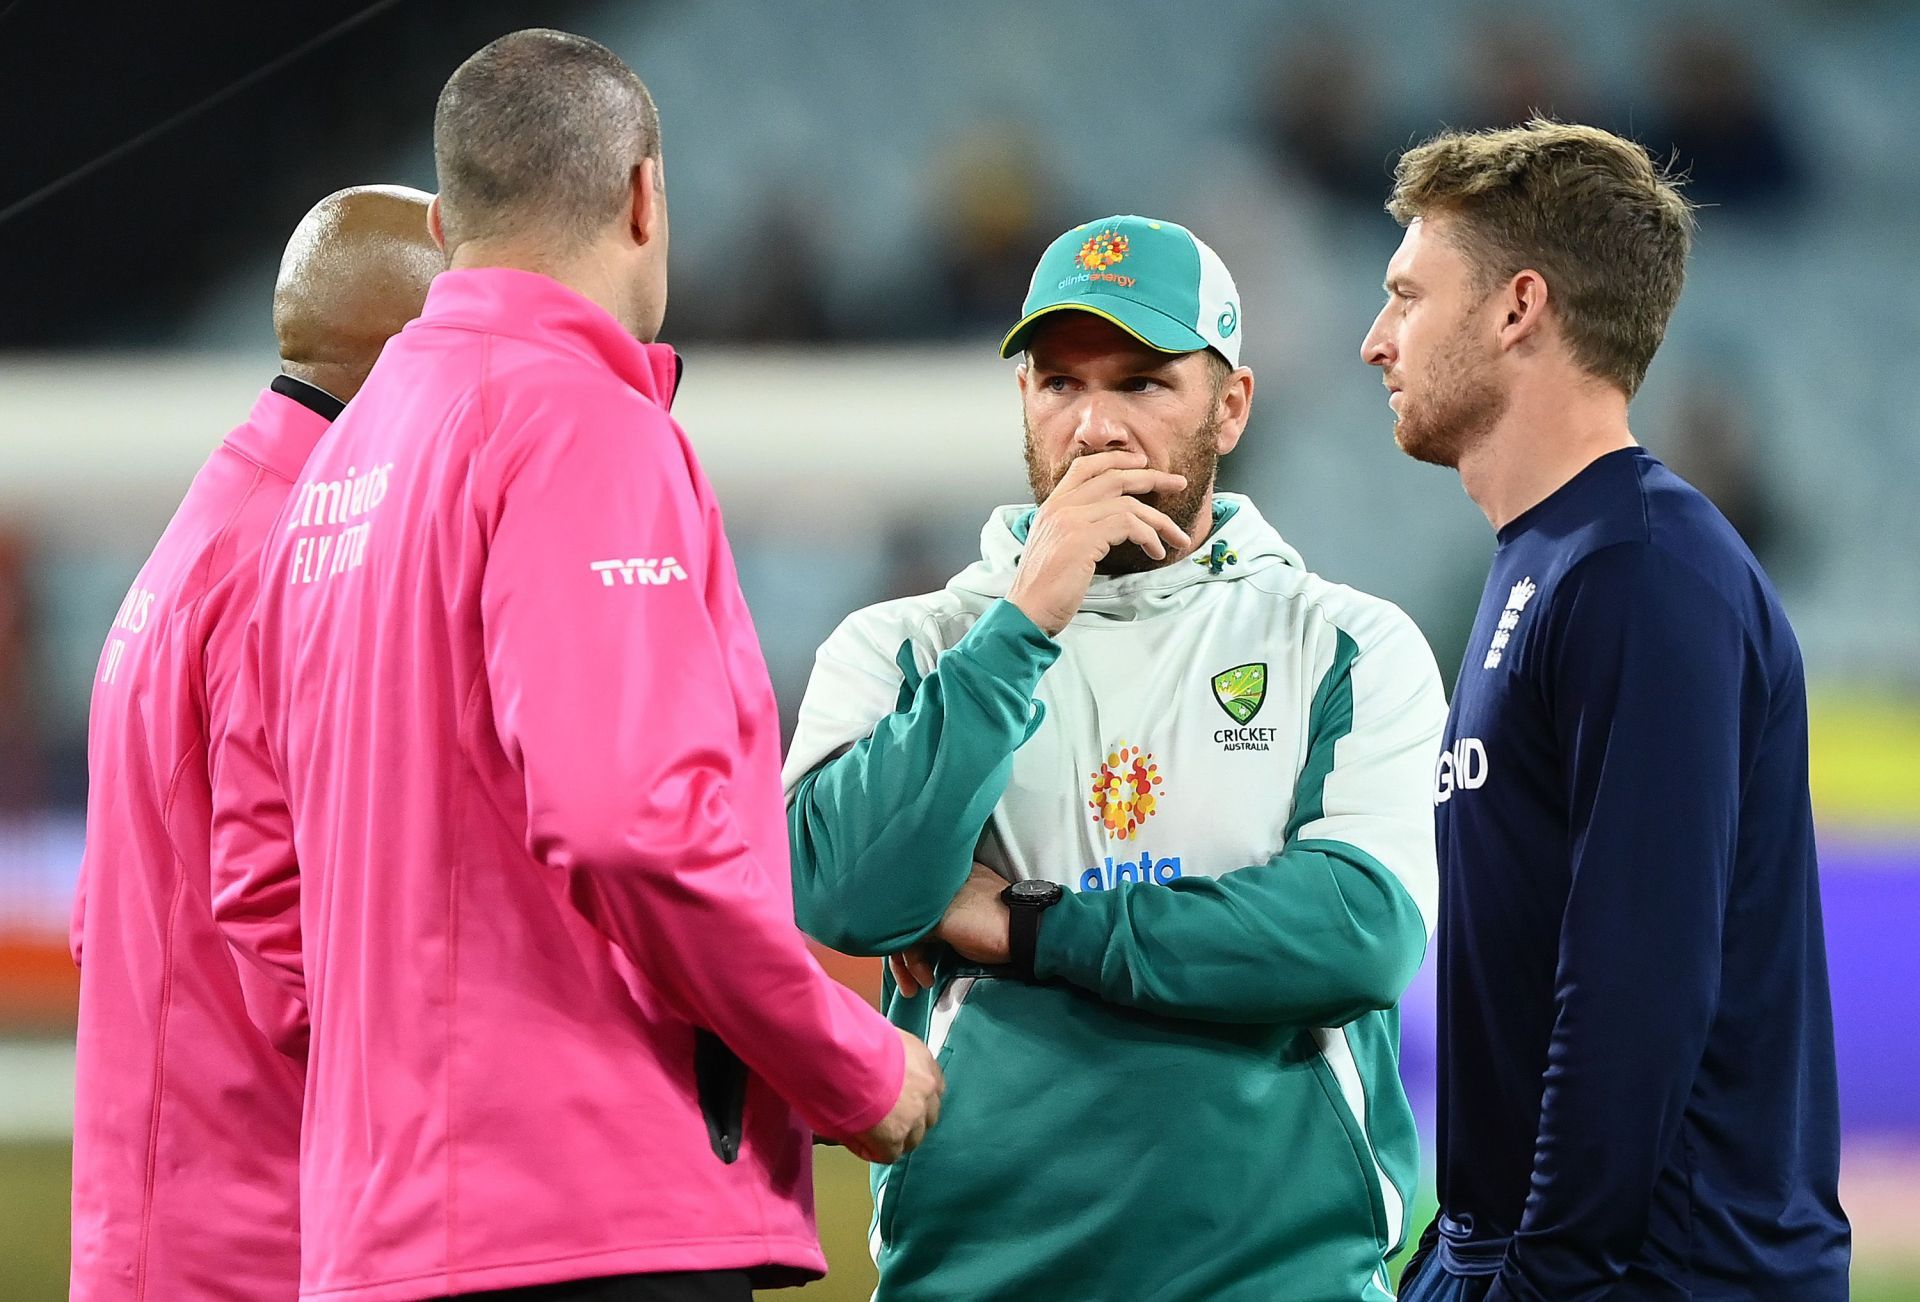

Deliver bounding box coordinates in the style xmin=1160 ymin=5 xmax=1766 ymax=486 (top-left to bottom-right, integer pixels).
xmin=785 ymin=598 xmax=1059 ymax=955
xmin=1034 ymin=610 xmax=1446 ymax=1024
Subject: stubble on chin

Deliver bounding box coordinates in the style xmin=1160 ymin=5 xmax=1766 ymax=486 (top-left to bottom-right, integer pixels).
xmin=1391 ymin=349 xmax=1507 ymax=472
xmin=1394 ymin=405 xmax=1467 ymax=469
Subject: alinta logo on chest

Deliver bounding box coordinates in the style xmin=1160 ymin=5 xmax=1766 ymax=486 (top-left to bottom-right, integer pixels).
xmin=1082 ymin=740 xmax=1182 ymax=891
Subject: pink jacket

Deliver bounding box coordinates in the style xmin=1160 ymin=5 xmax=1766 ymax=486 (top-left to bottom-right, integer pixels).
xmin=211 ymin=268 xmax=903 ymax=1301
xmin=71 ymin=383 xmax=332 ymax=1300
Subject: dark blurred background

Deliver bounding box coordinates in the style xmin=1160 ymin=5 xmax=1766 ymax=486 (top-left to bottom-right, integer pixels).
xmin=3 ymin=1 xmax=1917 ymax=1297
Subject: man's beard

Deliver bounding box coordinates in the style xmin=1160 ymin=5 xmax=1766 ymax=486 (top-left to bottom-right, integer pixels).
xmin=1393 ymin=319 xmax=1508 ymax=470
xmin=1025 ymin=409 xmax=1219 ymax=575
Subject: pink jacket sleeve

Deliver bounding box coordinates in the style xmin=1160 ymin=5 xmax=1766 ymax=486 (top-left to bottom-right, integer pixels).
xmin=69 ymin=854 xmax=87 ymax=967
xmin=208 ymin=612 xmax=310 ymax=1063
xmin=477 ymin=400 xmax=902 ymax=1140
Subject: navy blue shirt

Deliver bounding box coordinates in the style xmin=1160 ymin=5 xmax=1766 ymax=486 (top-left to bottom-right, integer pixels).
xmin=1432 ymin=448 xmax=1849 ymax=1300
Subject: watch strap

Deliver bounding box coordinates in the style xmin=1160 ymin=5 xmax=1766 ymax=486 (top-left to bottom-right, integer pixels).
xmin=1008 ymin=899 xmax=1044 ymax=982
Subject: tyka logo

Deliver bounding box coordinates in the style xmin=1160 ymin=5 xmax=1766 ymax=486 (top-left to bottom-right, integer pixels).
xmin=591 ymin=557 xmax=689 ymax=587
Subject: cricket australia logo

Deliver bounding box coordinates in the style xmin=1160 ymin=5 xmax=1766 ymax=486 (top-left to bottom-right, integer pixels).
xmin=1211 ymin=663 xmax=1266 ymax=723
xmin=1211 ymin=662 xmax=1277 ymax=751
xmin=1484 ymin=577 xmax=1537 ymax=670
xmin=591 ymin=557 xmax=689 ymax=586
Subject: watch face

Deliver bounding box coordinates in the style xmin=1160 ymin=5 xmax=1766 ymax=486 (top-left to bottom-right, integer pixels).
xmin=1009 ymin=879 xmax=1063 ymax=905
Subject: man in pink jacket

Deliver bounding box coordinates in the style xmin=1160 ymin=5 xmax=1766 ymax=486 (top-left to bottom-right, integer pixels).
xmin=210 ymin=29 xmax=942 ymax=1302
xmin=71 ymin=185 xmax=441 ymax=1300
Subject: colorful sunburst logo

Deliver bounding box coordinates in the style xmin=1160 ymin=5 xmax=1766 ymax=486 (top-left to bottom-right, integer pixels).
xmin=1088 ymin=741 xmax=1164 ymax=841
xmin=1077 ymin=230 xmax=1130 ymax=272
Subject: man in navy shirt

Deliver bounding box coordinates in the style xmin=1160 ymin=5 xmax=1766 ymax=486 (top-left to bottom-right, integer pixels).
xmin=1363 ymin=120 xmax=1849 ymax=1300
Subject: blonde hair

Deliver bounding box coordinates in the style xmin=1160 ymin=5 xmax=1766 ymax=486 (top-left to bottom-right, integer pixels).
xmin=1388 ymin=119 xmax=1695 ymax=397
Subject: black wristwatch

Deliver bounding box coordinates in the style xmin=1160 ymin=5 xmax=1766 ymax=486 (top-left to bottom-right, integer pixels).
xmin=1001 ymin=879 xmax=1063 ymax=982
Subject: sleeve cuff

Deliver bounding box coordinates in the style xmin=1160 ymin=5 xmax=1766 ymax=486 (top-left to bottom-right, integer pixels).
xmin=804 ymin=994 xmax=906 ymax=1139
xmin=1029 ymin=888 xmax=1104 ymax=985
xmin=949 ymin=598 xmax=1061 ymax=699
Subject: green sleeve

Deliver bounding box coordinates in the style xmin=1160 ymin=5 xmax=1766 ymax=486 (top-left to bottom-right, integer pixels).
xmin=789 ymin=598 xmax=1059 ymax=956
xmin=1032 ymin=840 xmax=1427 ymax=1025
xmin=1033 ymin=618 xmax=1445 ymax=1026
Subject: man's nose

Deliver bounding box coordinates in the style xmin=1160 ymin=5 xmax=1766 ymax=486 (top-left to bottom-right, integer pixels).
xmin=1070 ymin=394 xmax=1133 ymax=453
xmin=1362 ymin=314 xmax=1394 ymax=368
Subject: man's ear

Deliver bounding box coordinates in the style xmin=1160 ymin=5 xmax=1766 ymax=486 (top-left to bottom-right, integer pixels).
xmin=426 ymin=194 xmax=446 ymax=252
xmin=630 ymin=156 xmax=664 ymax=246
xmin=1215 ymin=366 xmax=1255 ymax=456
xmin=1497 ymin=269 xmax=1550 ymax=352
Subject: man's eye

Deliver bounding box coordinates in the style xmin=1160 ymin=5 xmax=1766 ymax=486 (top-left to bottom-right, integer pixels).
xmin=1042 ymin=376 xmax=1071 ymax=393
xmin=1122 ymin=377 xmax=1160 ymax=392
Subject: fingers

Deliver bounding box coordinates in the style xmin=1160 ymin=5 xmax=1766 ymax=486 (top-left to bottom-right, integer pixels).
xmin=846 ymin=1132 xmax=891 ymax=1164
xmin=1053 ymin=448 xmax=1148 ymax=490
xmin=1052 ymin=466 xmax=1188 ymax=513
xmin=1046 ymin=451 xmax=1186 ymax=513
xmin=888 ymin=946 xmax=937 ymax=997
xmin=1082 ymin=498 xmax=1187 ymax=560
xmin=1113 ymin=496 xmax=1191 ymax=552
xmin=847 ymin=1036 xmax=947 ymax=1167
xmin=1065 ymin=466 xmax=1187 ymax=500
xmin=888 ymin=952 xmax=919 ymax=999
xmin=1121 ymin=511 xmax=1166 ymax=560
xmin=903 ymin=1061 xmax=945 ymax=1154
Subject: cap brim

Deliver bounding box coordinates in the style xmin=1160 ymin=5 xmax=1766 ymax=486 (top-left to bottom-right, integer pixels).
xmin=999 ymin=295 xmax=1210 ymax=359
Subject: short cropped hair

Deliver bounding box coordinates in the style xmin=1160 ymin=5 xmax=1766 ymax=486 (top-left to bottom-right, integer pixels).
xmin=433 ymin=29 xmax=660 ymax=252
xmin=1387 ymin=119 xmax=1695 ymax=397
xmin=1203 ymin=349 xmax=1231 ymax=397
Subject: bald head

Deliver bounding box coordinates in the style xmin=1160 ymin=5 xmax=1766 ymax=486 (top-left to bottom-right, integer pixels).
xmin=433 ymin=29 xmax=660 ymax=255
xmin=273 ymin=185 xmax=441 ymax=403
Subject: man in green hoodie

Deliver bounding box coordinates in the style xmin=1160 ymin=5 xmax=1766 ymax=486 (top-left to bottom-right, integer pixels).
xmin=784 ymin=216 xmax=1445 ymax=1301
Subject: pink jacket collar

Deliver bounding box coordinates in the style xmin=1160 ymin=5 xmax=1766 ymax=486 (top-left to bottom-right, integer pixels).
xmin=414 ymin=267 xmax=682 ymax=408
xmin=225 ymin=385 xmax=335 ymax=484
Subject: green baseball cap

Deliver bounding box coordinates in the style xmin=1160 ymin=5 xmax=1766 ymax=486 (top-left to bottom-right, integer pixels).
xmin=999 ymin=215 xmax=1243 ymax=367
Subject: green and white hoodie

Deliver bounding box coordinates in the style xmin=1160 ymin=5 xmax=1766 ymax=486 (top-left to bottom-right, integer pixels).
xmin=783 ymin=494 xmax=1445 ymax=1302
